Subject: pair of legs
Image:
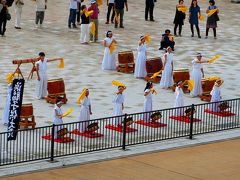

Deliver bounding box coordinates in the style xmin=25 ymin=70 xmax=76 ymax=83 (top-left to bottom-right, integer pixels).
xmin=15 ymin=7 xmax=22 ymax=28
xmin=106 ymin=3 xmax=115 ymax=23
xmin=90 ymin=19 xmax=98 ymax=42
xmin=145 ymin=3 xmax=154 ymax=21
xmin=190 ymin=24 xmax=201 ymax=38
xmin=206 ymin=28 xmax=216 ymax=38
xmin=174 ymin=23 xmax=182 ymax=36
xmin=36 ymin=11 xmax=45 ymax=27
xmin=68 ymin=8 xmax=77 ymax=28
xmin=115 ymin=9 xmax=124 ymax=28
xmin=0 ymin=18 xmax=7 ymax=36
xmin=76 ymin=3 xmax=81 ymax=24
xmin=80 ymin=24 xmax=90 ymax=43
xmin=159 ymin=41 xmax=175 ymax=51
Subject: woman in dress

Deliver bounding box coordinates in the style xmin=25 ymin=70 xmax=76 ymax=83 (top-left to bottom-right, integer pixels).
xmin=102 ymin=31 xmax=117 ymax=70
xmin=174 ymin=81 xmax=184 ymax=116
xmin=134 ymin=36 xmax=147 ymax=78
xmin=205 ymin=0 xmax=219 ymax=39
xmin=173 ymin=0 xmax=186 ymax=37
xmin=143 ymin=81 xmax=155 ymax=122
xmin=79 ymin=89 xmax=92 ymax=132
xmin=53 ymin=99 xmax=64 ymax=138
xmin=189 ymin=0 xmax=201 ymax=38
xmin=210 ymin=79 xmax=224 ymax=112
xmin=112 ymin=86 xmax=125 ymax=126
xmin=160 ymin=46 xmax=174 ymax=89
xmin=190 ymin=53 xmax=209 ymax=97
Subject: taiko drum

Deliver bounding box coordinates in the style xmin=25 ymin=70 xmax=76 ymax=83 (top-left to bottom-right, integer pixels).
xmin=173 ymin=69 xmax=190 ymax=83
xmin=146 ymin=57 xmax=163 ymax=73
xmin=47 ymin=78 xmax=65 ymax=95
xmin=20 ymin=103 xmax=33 ymax=117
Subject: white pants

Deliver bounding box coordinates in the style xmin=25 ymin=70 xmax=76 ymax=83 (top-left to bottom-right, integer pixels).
xmin=36 ymin=74 xmax=48 ymax=99
xmin=80 ymin=24 xmax=90 ymax=43
xmin=15 ymin=7 xmax=22 ymax=28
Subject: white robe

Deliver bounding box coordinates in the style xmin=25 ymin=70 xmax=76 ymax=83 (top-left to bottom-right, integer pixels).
xmin=2 ymin=85 xmax=12 ymax=125
xmin=174 ymin=87 xmax=184 ymax=116
xmin=134 ymin=43 xmax=147 ymax=78
xmin=53 ymin=104 xmax=63 ymax=137
xmin=36 ymin=59 xmax=48 ymax=99
xmin=210 ymin=84 xmax=221 ymax=112
xmin=79 ymin=97 xmax=91 ymax=132
xmin=160 ymin=52 xmax=174 ymax=88
xmin=102 ymin=37 xmax=116 ymax=70
xmin=112 ymin=93 xmax=124 ymax=125
xmin=142 ymin=89 xmax=153 ymax=121
xmin=190 ymin=59 xmax=203 ymax=97
xmin=15 ymin=0 xmax=24 ymax=28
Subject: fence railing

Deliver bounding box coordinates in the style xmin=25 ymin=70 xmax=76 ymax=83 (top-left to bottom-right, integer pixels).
xmin=0 ymin=98 xmax=239 ymax=166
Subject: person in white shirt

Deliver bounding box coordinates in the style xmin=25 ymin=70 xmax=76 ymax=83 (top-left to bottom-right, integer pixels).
xmin=34 ymin=0 xmax=47 ymax=28
xmin=14 ymin=0 xmax=24 ymax=29
xmin=68 ymin=0 xmax=79 ymax=28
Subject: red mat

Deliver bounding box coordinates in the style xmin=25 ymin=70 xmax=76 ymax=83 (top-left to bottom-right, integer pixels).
xmin=71 ymin=129 xmax=104 ymax=138
xmin=105 ymin=124 xmax=138 ymax=133
xmin=170 ymin=116 xmax=201 ymax=123
xmin=42 ymin=134 xmax=75 ymax=143
xmin=204 ymin=109 xmax=236 ymax=117
xmin=135 ymin=120 xmax=167 ymax=128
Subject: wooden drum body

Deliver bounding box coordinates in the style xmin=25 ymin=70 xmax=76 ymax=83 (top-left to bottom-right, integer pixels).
xmin=200 ymin=79 xmax=217 ymax=102
xmin=117 ymin=51 xmax=135 ymax=73
xmin=19 ymin=103 xmax=36 ymax=129
xmin=172 ymin=69 xmax=190 ymax=93
xmin=46 ymin=78 xmax=68 ymax=104
xmin=144 ymin=57 xmax=163 ymax=83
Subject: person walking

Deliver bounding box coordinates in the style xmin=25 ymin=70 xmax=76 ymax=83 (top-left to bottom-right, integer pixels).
xmin=106 ymin=0 xmax=115 ymax=24
xmin=14 ymin=0 xmax=24 ymax=29
xmin=114 ymin=0 xmax=128 ymax=28
xmin=145 ymin=0 xmax=156 ymax=21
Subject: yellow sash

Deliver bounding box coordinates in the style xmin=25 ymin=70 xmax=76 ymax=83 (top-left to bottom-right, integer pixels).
xmin=112 ymin=80 xmax=126 ymax=88
xmin=109 ymin=40 xmax=116 ymax=54
xmin=207 ymin=9 xmax=218 ymax=17
xmin=62 ymin=108 xmax=73 ymax=117
xmin=85 ymin=10 xmax=94 ymax=17
xmin=90 ymin=22 xmax=96 ymax=36
xmin=57 ymin=58 xmax=64 ymax=68
xmin=177 ymin=6 xmax=188 ymax=13
xmin=208 ymin=54 xmax=220 ymax=64
xmin=77 ymin=88 xmax=87 ymax=104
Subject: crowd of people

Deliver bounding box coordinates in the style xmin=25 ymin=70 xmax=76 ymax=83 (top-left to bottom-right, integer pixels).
xmin=1 ymin=0 xmax=225 ymax=135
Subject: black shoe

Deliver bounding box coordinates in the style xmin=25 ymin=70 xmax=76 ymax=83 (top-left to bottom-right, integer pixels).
xmin=68 ymin=25 xmax=71 ymax=29
xmin=191 ymin=34 xmax=194 ymax=37
xmin=73 ymin=24 xmax=78 ymax=28
xmin=145 ymin=19 xmax=148 ymax=21
xmin=198 ymin=35 xmax=201 ymax=38
xmin=150 ymin=19 xmax=155 ymax=22
xmin=159 ymin=47 xmax=163 ymax=50
xmin=120 ymin=26 xmax=124 ymax=28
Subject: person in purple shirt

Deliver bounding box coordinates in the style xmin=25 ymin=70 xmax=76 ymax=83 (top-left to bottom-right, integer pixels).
xmin=88 ymin=0 xmax=99 ymax=42
xmin=114 ymin=0 xmax=128 ymax=28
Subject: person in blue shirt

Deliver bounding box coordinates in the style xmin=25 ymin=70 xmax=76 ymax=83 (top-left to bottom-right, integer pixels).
xmin=189 ymin=0 xmax=201 ymax=38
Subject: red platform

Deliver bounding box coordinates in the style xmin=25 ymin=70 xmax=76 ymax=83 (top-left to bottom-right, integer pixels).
xmin=170 ymin=116 xmax=201 ymax=123
xmin=135 ymin=120 xmax=167 ymax=128
xmin=42 ymin=134 xmax=75 ymax=143
xmin=204 ymin=109 xmax=236 ymax=117
xmin=71 ymin=129 xmax=104 ymax=138
xmin=105 ymin=124 xmax=137 ymax=133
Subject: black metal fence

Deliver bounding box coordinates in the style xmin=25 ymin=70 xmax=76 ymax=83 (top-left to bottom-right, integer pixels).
xmin=0 ymin=98 xmax=239 ymax=166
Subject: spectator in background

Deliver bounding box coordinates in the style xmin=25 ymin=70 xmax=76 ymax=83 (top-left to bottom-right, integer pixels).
xmin=145 ymin=0 xmax=156 ymax=21
xmin=105 ymin=0 xmax=115 ymax=24
xmin=34 ymin=0 xmax=47 ymax=28
xmin=80 ymin=5 xmax=90 ymax=44
xmin=68 ymin=0 xmax=79 ymax=28
xmin=14 ymin=0 xmax=24 ymax=29
xmin=114 ymin=0 xmax=128 ymax=28
xmin=0 ymin=0 xmax=8 ymax=36
xmin=76 ymin=0 xmax=84 ymax=25
xmin=159 ymin=29 xmax=175 ymax=51
xmin=189 ymin=0 xmax=201 ymax=38
xmin=88 ymin=0 xmax=99 ymax=42
xmin=173 ymin=0 xmax=186 ymax=37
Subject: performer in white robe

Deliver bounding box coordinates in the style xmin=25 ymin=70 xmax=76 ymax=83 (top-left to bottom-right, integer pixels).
xmin=142 ymin=82 xmax=154 ymax=121
xmin=112 ymin=86 xmax=125 ymax=126
xmin=190 ymin=53 xmax=209 ymax=97
xmin=134 ymin=36 xmax=147 ymax=78
xmin=36 ymin=52 xmax=48 ymax=99
xmin=79 ymin=89 xmax=92 ymax=132
xmin=160 ymin=46 xmax=174 ymax=88
xmin=174 ymin=81 xmax=184 ymax=116
xmin=53 ymin=100 xmax=63 ymax=138
xmin=14 ymin=0 xmax=24 ymax=29
xmin=2 ymin=84 xmax=12 ymax=126
xmin=102 ymin=31 xmax=116 ymax=70
xmin=210 ymin=79 xmax=224 ymax=112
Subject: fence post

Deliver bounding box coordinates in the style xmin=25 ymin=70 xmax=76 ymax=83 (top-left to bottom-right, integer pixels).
xmin=50 ymin=124 xmax=55 ymax=161
xmin=189 ymin=104 xmax=194 ymax=139
xmin=122 ymin=114 xmax=127 ymax=150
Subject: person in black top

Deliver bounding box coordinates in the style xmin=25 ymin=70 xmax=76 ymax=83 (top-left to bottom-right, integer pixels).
xmin=159 ymin=29 xmax=175 ymax=51
xmin=145 ymin=0 xmax=156 ymax=21
xmin=114 ymin=0 xmax=128 ymax=28
xmin=0 ymin=0 xmax=8 ymax=37
xmin=173 ymin=0 xmax=186 ymax=36
xmin=80 ymin=5 xmax=90 ymax=44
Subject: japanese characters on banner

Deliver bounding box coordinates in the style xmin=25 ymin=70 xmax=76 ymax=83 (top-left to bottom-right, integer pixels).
xmin=7 ymin=79 xmax=25 ymax=141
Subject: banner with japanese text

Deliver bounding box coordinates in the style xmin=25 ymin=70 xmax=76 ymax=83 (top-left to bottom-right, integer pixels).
xmin=7 ymin=79 xmax=25 ymax=141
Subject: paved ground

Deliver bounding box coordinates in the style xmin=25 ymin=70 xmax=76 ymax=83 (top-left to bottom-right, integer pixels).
xmin=0 ymin=0 xmax=239 ymax=132
xmin=2 ymin=138 xmax=240 ymax=180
